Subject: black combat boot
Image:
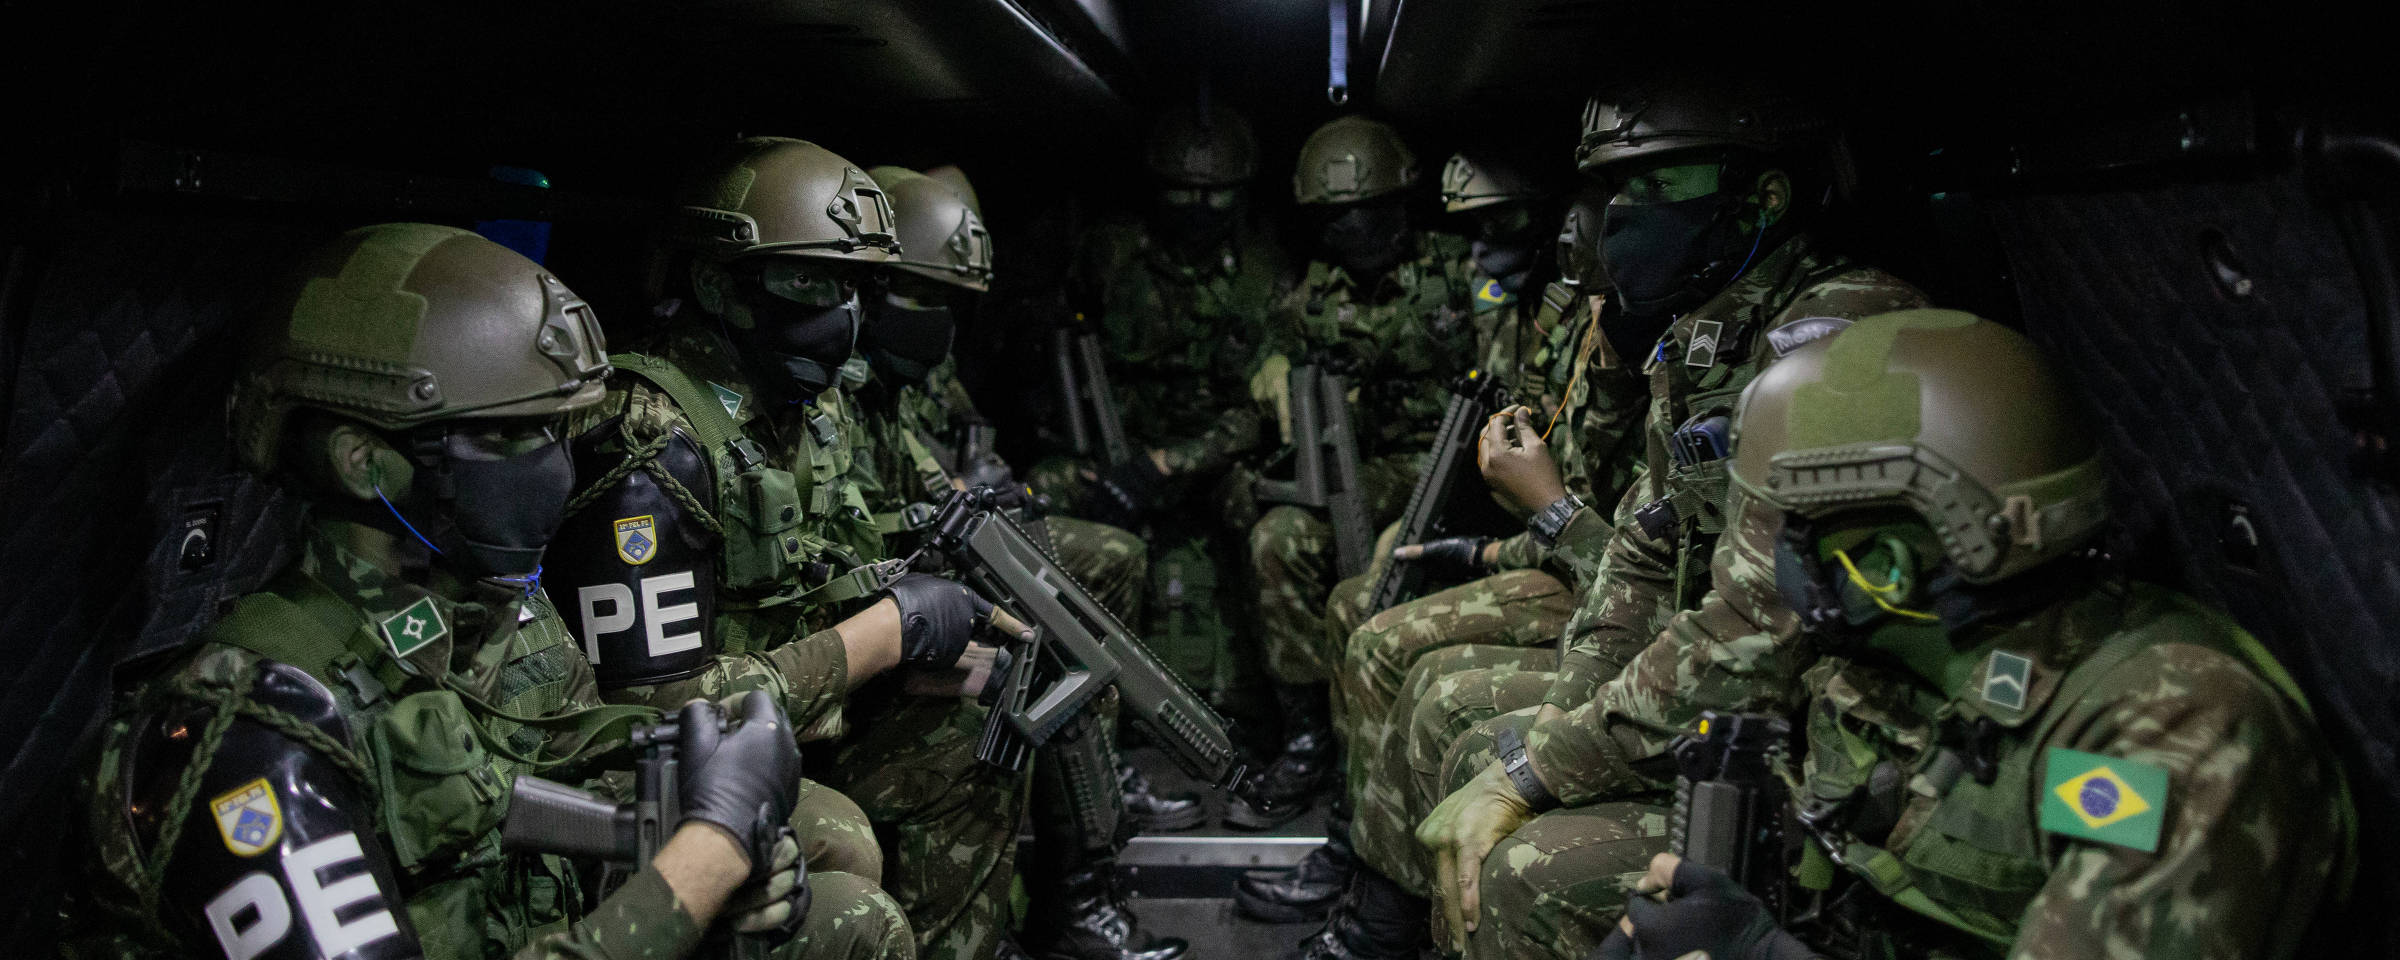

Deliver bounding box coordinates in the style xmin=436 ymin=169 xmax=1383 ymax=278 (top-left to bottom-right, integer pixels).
xmin=1121 ymin=762 xmax=1205 ymax=832
xmin=1020 ymin=855 xmax=1190 ymax=960
xmin=1234 ymin=793 xmax=1355 ymax=922
xmin=1225 ymin=682 xmax=1339 ymax=829
xmin=1288 ymin=868 xmax=1430 ymax=960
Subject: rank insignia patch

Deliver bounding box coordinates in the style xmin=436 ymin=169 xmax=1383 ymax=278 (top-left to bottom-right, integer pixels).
xmin=1982 ymin=651 xmax=2032 ymax=712
xmin=2040 ymin=747 xmax=2168 ymax=852
xmin=210 ymin=777 xmax=283 ymax=857
xmin=1685 ymin=319 xmax=1725 ymax=369
xmin=709 ymin=381 xmax=744 ymax=420
xmin=379 ymin=596 xmax=448 ymax=659
xmin=614 ymin=515 xmax=658 ymax=566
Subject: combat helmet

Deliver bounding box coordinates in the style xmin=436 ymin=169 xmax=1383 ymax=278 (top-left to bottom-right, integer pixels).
xmin=1147 ymin=104 xmax=1260 ymax=188
xmin=1731 ymin=309 xmax=2109 ymax=585
xmin=665 ymin=136 xmax=900 ymax=265
xmin=869 ymin=165 xmax=993 ymax=292
xmin=1293 ymin=115 xmax=1419 ymax=205
xmin=1440 ymin=153 xmax=1538 ymax=213
xmin=1576 ymin=78 xmax=1809 ymax=175
xmin=923 ymin=164 xmax=983 ymax=217
xmin=231 ymin=222 xmax=611 ymax=473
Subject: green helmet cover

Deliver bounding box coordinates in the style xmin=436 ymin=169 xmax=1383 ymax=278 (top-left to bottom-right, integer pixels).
xmin=869 ymin=166 xmax=994 ymax=292
xmin=1439 ymin=153 xmax=1537 ymax=213
xmin=231 ymin=223 xmax=611 ymax=472
xmin=665 ymin=137 xmax=900 ymax=266
xmin=1576 ymin=79 xmax=1800 ymax=175
xmin=1731 ymin=309 xmax=2109 ymax=584
xmin=1293 ymin=115 xmax=1419 ymax=205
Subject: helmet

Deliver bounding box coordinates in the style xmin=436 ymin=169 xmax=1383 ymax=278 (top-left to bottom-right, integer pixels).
xmin=1147 ymin=104 xmax=1260 ymax=187
xmin=1731 ymin=309 xmax=2109 ymax=584
xmin=1576 ymin=79 xmax=1806 ymax=175
xmin=1292 ymin=116 xmax=1419 ymax=205
xmin=922 ymin=164 xmax=983 ymax=217
xmin=231 ymin=223 xmax=610 ymax=473
xmin=1439 ymin=153 xmax=1537 ymax=213
xmin=665 ymin=137 xmax=900 ymax=265
xmin=869 ymin=166 xmax=993 ymax=292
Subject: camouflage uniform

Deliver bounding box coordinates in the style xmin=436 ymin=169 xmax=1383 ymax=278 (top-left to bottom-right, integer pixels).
xmin=73 ymin=522 xmax=910 ymax=960
xmin=1349 ymin=236 xmax=1927 ymax=944
xmin=1249 ymin=233 xmax=1477 ymax=685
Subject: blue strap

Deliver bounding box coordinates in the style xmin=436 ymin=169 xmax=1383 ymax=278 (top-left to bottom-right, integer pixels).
xmin=1327 ymin=0 xmax=1350 ymax=105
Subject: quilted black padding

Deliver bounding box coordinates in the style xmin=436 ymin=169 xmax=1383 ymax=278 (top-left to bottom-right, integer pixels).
xmin=0 ymin=212 xmax=317 ymax=946
xmin=1986 ymin=172 xmax=2400 ymax=946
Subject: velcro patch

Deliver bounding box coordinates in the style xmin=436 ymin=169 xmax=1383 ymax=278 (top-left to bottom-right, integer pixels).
xmin=2039 ymin=747 xmax=2168 ymax=852
xmin=1767 ymin=316 xmax=1855 ymax=357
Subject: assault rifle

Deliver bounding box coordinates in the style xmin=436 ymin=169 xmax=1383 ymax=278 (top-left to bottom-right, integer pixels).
xmin=1050 ymin=329 xmax=1132 ymax=466
xmin=913 ymin=486 xmax=1263 ymax=801
xmin=1252 ymin=364 xmax=1373 ymax=579
xmin=502 ymin=700 xmax=804 ymax=952
xmin=1365 ymin=368 xmax=1510 ymax=615
xmin=1669 ymin=711 xmax=1795 ymax=920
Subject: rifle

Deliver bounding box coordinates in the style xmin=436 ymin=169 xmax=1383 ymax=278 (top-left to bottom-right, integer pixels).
xmin=1049 ymin=329 xmax=1132 ymax=467
xmin=1668 ymin=711 xmax=1795 ymax=920
xmin=1251 ymin=364 xmax=1373 ymax=579
xmin=914 ymin=486 xmax=1261 ymax=799
xmin=1365 ymin=368 xmax=1510 ymax=614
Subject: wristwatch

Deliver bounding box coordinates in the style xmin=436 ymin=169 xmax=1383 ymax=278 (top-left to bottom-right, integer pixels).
xmin=1526 ymin=494 xmax=1585 ymax=548
xmin=1494 ymin=725 xmax=1561 ymax=812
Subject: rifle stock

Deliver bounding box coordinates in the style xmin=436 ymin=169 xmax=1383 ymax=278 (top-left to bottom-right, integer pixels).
xmin=1253 ymin=364 xmax=1372 ymax=578
xmin=1366 ymin=369 xmax=1509 ymax=614
xmin=1073 ymin=333 xmax=1133 ymax=467
xmin=1669 ymin=711 xmax=1795 ymax=919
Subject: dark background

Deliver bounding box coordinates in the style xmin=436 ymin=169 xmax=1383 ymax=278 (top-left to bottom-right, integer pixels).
xmin=4 ymin=0 xmax=2395 ymax=953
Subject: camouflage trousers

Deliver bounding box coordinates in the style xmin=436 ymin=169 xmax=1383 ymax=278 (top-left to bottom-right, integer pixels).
xmin=787 ymin=871 xmax=920 ymax=960
xmin=1327 ymin=568 xmax=1576 ymax=798
xmin=817 ymin=696 xmax=1025 ymax=960
xmin=1246 ymin=455 xmax=1414 ymax=685
xmin=1048 ymin=515 xmax=1147 ymax=624
xmin=1349 ymin=644 xmax=1557 ymax=898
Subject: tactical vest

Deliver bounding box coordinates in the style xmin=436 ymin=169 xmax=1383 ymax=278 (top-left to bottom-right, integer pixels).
xmin=1797 ymin=585 xmax=2351 ymax=955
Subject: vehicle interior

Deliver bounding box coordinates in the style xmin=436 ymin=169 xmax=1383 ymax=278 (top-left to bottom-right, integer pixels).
xmin=4 ymin=0 xmax=2393 ymax=954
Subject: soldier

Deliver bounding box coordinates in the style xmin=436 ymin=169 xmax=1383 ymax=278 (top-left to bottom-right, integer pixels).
xmin=1229 ymin=115 xmax=1481 ymax=829
xmin=551 ymin=139 xmax=1023 ymax=960
xmin=1394 ymin=77 xmax=1929 ymax=960
xmin=67 ymin=223 xmax=916 ymax=960
xmin=1236 ymin=185 xmax=1648 ymax=923
xmin=1584 ymin=309 xmax=2352 ymax=960
xmin=848 ymin=165 xmax=1190 ymax=960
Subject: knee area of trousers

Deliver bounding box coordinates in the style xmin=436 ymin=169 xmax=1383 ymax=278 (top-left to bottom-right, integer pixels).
xmin=797 ymin=872 xmax=918 ymax=960
xmin=1251 ymin=507 xmax=1316 ymax=562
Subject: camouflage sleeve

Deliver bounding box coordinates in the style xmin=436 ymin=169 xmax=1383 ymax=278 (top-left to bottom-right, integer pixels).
xmin=1530 ymin=487 xmax=1812 ymax=806
xmin=1490 ymin=530 xmax=1541 ymax=571
xmin=2007 ymin=645 xmax=2341 ymax=960
xmin=1160 ymin=404 xmax=1263 ymax=477
xmin=611 ymin=628 xmax=851 ymax=742
xmin=1540 ymin=476 xmax=1678 ymax=712
xmin=517 ymin=863 xmax=705 ymax=960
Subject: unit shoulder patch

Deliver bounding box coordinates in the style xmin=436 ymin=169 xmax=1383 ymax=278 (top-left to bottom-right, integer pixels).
xmin=614 ymin=515 xmax=659 ymax=566
xmin=1767 ymin=316 xmax=1855 ymax=357
xmin=377 ymin=596 xmax=448 ymax=659
xmin=210 ymin=777 xmax=284 ymax=856
xmin=2039 ymin=747 xmax=2168 ymax=852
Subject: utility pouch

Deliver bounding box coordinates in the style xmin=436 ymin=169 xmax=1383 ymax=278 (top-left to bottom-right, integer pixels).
xmin=371 ymin=689 xmax=507 ymax=874
xmin=722 ymin=457 xmax=809 ymax=596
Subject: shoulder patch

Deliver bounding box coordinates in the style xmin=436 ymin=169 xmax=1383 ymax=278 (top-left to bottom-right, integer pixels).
xmin=2040 ymin=747 xmax=2168 ymax=852
xmin=1767 ymin=316 xmax=1855 ymax=357
xmin=614 ymin=515 xmax=658 ymax=566
xmin=709 ymin=381 xmax=745 ymax=420
xmin=378 ymin=597 xmax=447 ymax=659
xmin=1685 ymin=318 xmax=1725 ymax=370
xmin=1981 ymin=650 xmax=2032 ymax=711
xmin=210 ymin=777 xmax=284 ymax=856
xmin=1475 ymin=279 xmax=1511 ymax=307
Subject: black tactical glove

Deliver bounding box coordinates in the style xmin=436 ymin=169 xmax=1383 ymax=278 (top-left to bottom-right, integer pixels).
xmin=1088 ymin=455 xmax=1170 ymax=529
xmin=1408 ymin=536 xmax=1495 ymax=580
xmin=676 ymin=692 xmax=802 ymax=879
xmin=1610 ymin=860 xmax=1815 ymax=960
xmin=883 ymin=572 xmax=994 ymax=668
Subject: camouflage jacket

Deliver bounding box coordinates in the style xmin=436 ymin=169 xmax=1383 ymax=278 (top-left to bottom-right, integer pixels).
xmin=560 ymin=325 xmax=883 ymax=740
xmin=74 ymin=520 xmax=698 ymax=960
xmin=1074 ymin=217 xmax=1290 ymax=477
xmin=1526 ymin=235 xmax=1930 ymax=805
xmin=1257 ymin=232 xmax=1479 ymax=464
xmin=1795 ymin=582 xmax=2344 ymax=960
xmin=1486 ymin=282 xmax=1649 ymax=588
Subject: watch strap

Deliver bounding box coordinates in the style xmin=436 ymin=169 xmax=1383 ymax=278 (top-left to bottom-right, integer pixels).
xmin=1496 ymin=725 xmax=1561 ymax=812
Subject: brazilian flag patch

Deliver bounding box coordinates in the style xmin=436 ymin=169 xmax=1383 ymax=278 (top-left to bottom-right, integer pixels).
xmin=1475 ymin=279 xmax=1509 ymax=306
xmin=2040 ymin=747 xmax=2168 ymax=852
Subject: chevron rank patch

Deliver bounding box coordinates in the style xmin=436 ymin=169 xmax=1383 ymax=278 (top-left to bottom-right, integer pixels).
xmin=379 ymin=596 xmax=448 ymax=659
xmin=1685 ymin=318 xmax=1725 ymax=369
xmin=710 ymin=381 xmax=744 ymax=420
xmin=2040 ymin=747 xmax=2168 ymax=852
xmin=614 ymin=515 xmax=659 ymax=566
xmin=211 ymin=777 xmax=283 ymax=857
xmin=1982 ymin=651 xmax=2032 ymax=711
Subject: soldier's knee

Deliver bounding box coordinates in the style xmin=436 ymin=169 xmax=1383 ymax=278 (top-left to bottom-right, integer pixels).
xmin=793 ymin=782 xmax=886 ymax=884
xmin=1250 ymin=506 xmax=1316 ymax=567
xmin=796 ymin=871 xmax=918 ymax=960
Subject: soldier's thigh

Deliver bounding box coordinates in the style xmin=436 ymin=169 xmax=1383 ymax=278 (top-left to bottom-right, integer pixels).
xmin=1470 ymin=803 xmax=1671 ymax=960
xmin=793 ymin=777 xmax=885 ymax=885
xmin=1048 ymin=516 xmax=1150 ymax=621
xmin=775 ymin=870 xmax=918 ymax=960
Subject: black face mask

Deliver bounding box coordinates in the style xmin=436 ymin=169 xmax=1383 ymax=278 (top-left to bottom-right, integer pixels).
xmin=731 ymin=297 xmax=860 ymax=403
xmin=1598 ymin=192 xmax=1751 ymax=320
xmin=1158 ymin=204 xmax=1239 ymax=252
xmin=863 ymin=292 xmax=955 ymax=387
xmin=1319 ymin=202 xmax=1410 ymax=276
xmin=383 ymin=437 xmax=576 ymax=583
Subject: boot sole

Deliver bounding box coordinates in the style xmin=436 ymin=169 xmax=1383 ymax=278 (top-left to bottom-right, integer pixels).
xmin=1132 ymin=805 xmax=1209 ymax=832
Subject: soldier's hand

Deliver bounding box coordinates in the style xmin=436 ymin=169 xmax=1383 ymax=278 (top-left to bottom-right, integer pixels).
xmin=1416 ymin=761 xmax=1536 ymax=953
xmin=883 ymin=573 xmax=999 ymax=668
xmin=725 ymin=831 xmax=811 ymax=942
xmin=1477 ymin=406 xmax=1568 ymax=516
xmin=679 ymin=692 xmax=802 ymax=879
xmin=1393 ymin=536 xmax=1498 ymax=579
xmin=903 ymin=640 xmax=1005 ymax=698
xmin=1614 ymin=855 xmax=1815 ymax=960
